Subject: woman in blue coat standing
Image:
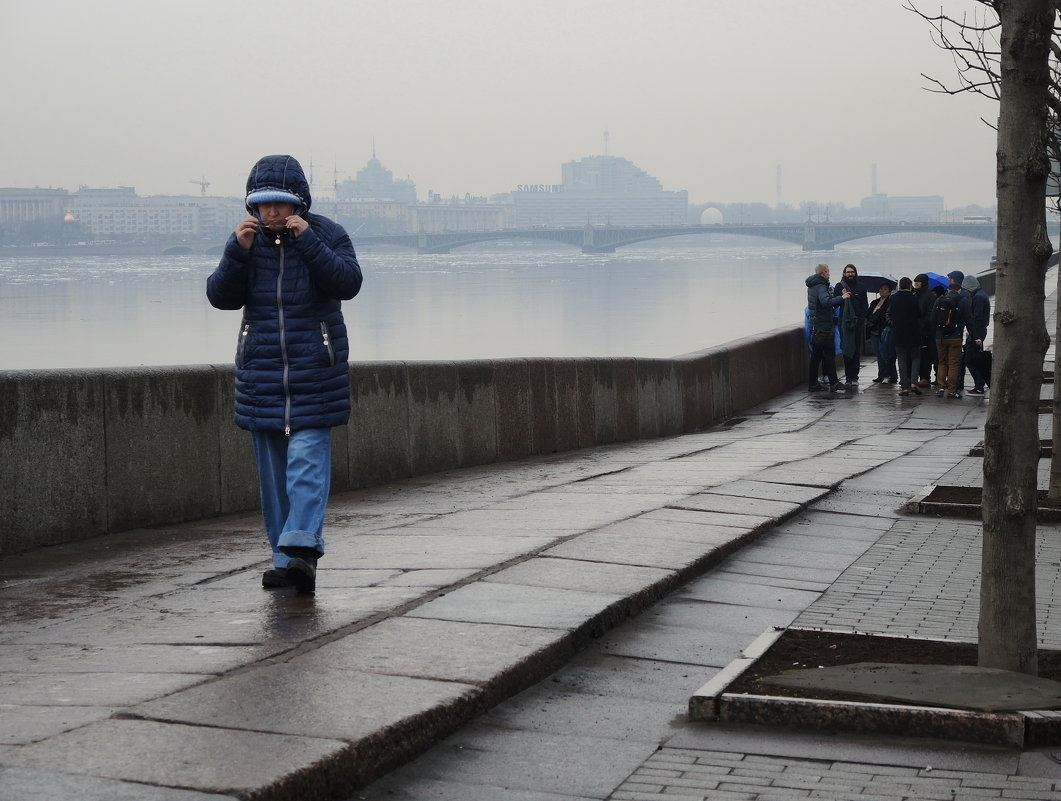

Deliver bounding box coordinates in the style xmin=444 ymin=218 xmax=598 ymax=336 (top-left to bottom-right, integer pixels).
xmin=207 ymin=155 xmax=363 ymax=594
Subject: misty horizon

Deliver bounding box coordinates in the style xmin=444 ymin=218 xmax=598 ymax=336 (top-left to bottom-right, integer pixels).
xmin=4 ymin=1 xmax=999 ymax=210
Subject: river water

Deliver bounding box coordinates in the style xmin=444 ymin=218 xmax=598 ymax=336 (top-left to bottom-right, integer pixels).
xmin=0 ymin=235 xmax=993 ymax=370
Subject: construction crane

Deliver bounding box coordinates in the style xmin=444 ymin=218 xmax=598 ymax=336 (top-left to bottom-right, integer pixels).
xmin=188 ymin=176 xmax=211 ymax=196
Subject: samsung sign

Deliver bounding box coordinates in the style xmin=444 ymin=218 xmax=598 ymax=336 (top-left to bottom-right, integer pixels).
xmin=516 ymin=184 xmax=564 ymax=193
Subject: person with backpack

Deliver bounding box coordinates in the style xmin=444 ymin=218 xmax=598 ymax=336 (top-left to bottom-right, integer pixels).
xmin=932 ymin=271 xmax=968 ymax=398
xmin=960 ymin=274 xmax=991 ymax=395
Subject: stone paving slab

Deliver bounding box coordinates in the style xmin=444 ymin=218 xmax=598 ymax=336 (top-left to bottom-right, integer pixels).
xmin=132 ymin=665 xmax=478 ymax=741
xmin=8 ymin=585 xmax=426 ymax=646
xmin=375 ymin=721 xmax=657 ymax=800
xmin=540 ymin=527 xmax=745 ymax=573
xmin=0 ymin=706 xmax=114 ymax=747
xmin=667 ymin=493 xmax=801 ymax=519
xmin=0 ymin=766 xmax=238 ymax=801
xmin=301 ymin=617 xmax=568 ymax=679
xmin=6 ymin=718 xmax=348 ymax=798
xmin=674 ymin=575 xmax=822 ymax=611
xmin=696 ymin=479 xmax=831 ymax=505
xmin=482 ymin=557 xmax=676 ymax=598
xmin=406 ymin=581 xmax=627 ymax=632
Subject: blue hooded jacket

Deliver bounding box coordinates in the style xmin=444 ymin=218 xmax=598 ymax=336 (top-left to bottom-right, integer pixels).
xmin=207 ymin=155 xmax=363 ymax=433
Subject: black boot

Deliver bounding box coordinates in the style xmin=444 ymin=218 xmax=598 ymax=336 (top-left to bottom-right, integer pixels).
xmin=262 ymin=567 xmax=293 ymax=589
xmin=280 ymin=547 xmax=319 ymax=594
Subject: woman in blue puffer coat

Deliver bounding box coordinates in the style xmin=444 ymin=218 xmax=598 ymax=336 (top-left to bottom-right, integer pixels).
xmin=208 ymin=154 xmax=363 ymax=594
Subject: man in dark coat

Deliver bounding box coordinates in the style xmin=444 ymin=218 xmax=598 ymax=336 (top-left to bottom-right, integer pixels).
xmin=960 ymin=274 xmax=991 ymax=395
xmin=912 ymin=274 xmax=937 ymax=388
xmin=834 ymin=263 xmax=869 ymax=386
xmin=932 ymin=271 xmax=968 ymax=399
xmin=806 ymin=263 xmax=850 ymax=392
xmin=886 ymin=277 xmax=922 ymax=395
xmin=207 ymin=155 xmax=363 ymax=593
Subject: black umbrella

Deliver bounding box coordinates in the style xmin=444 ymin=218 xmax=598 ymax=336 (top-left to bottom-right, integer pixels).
xmin=851 ymin=272 xmax=898 ymax=294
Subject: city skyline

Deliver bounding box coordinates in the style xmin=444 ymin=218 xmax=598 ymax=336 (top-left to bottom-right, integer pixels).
xmin=4 ymin=1 xmax=996 ymax=207
xmin=2 ymin=149 xmax=995 ymax=217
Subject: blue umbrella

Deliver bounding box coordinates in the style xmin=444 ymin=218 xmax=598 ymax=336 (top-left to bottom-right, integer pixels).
xmin=923 ymin=272 xmax=949 ymax=290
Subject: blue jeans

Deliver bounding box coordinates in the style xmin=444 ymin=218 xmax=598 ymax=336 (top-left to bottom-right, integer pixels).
xmin=870 ymin=332 xmax=897 ymax=381
xmin=251 ymin=428 xmax=332 ymax=568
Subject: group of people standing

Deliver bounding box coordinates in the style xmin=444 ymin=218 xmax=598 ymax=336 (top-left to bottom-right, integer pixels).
xmin=806 ymin=263 xmax=991 ymax=398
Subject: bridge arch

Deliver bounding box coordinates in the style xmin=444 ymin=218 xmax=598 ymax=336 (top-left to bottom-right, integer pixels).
xmin=356 ymin=222 xmax=998 ymax=254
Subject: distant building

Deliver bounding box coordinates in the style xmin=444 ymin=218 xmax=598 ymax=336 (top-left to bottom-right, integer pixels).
xmin=336 ymin=154 xmax=417 ymax=204
xmin=0 ymin=187 xmax=70 ymax=233
xmin=408 ymin=197 xmax=514 ymax=233
xmin=510 ymin=155 xmax=687 ymax=227
xmin=859 ymin=194 xmax=945 ymax=222
xmin=71 ymin=187 xmax=244 ymax=240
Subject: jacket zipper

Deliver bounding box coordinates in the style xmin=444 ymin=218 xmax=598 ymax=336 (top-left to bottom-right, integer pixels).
xmin=320 ymin=322 xmax=335 ymax=365
xmin=277 ymin=243 xmax=292 ymax=436
xmin=238 ymin=322 xmax=250 ymax=366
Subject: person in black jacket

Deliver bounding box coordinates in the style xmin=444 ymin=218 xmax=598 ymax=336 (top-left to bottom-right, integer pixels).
xmin=886 ymin=277 xmax=922 ymax=395
xmin=866 ymin=283 xmax=897 ymax=384
xmin=932 ymin=271 xmax=967 ymax=398
xmin=207 ymin=155 xmax=363 ymax=594
xmin=834 ymin=264 xmax=869 ymax=386
xmin=912 ymin=274 xmax=937 ymax=388
xmin=959 ymin=274 xmax=991 ymax=395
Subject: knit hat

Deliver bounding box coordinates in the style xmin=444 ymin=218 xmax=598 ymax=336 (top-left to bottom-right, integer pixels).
xmin=914 ymin=273 xmax=929 ymax=285
xmin=246 ymin=187 xmax=303 ymax=207
xmin=961 ymin=275 xmax=981 ymax=292
xmin=947 ymin=270 xmax=965 ymax=284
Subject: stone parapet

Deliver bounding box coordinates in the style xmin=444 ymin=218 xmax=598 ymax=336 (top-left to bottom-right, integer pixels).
xmin=0 ymin=325 xmax=805 ymax=555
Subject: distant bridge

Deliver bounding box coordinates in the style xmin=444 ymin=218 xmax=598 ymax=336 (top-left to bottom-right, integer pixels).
xmin=355 ymin=221 xmax=997 ymax=254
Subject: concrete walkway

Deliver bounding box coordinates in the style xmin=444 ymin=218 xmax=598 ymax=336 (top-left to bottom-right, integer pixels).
xmin=3 ymin=292 xmax=1061 ymax=800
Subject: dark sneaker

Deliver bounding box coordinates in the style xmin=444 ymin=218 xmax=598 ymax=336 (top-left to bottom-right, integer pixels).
xmin=949 ymin=392 xmax=962 ymax=399
xmin=936 ymin=389 xmax=945 ymax=397
xmin=872 ymin=377 xmax=884 ymax=383
xmin=917 ymin=380 xmax=931 ymax=388
xmin=966 ymin=388 xmax=985 ymax=396
xmin=286 ymin=557 xmax=316 ymax=594
xmin=830 ymin=383 xmax=845 ymax=393
xmin=912 ymin=386 xmax=922 ymax=395
xmin=262 ymin=568 xmax=292 ymax=588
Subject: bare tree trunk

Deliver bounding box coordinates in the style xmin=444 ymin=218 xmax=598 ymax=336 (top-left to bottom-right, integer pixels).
xmin=1053 ymin=266 xmax=1061 ymax=497
xmin=980 ymin=0 xmax=1054 ymax=674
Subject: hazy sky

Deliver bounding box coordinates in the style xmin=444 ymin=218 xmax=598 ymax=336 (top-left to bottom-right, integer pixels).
xmin=4 ymin=0 xmax=997 ymax=208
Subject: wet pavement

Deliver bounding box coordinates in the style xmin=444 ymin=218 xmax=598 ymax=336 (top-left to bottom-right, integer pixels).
xmin=5 ymin=287 xmax=1061 ymax=800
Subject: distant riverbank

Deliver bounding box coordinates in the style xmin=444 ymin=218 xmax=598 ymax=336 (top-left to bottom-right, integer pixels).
xmin=0 ymin=241 xmax=223 ymax=258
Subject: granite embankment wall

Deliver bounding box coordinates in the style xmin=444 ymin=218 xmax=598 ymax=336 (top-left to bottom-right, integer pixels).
xmin=0 ymin=325 xmax=806 ymax=556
